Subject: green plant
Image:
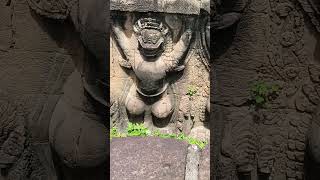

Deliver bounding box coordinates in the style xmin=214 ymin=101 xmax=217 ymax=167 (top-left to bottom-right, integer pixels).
xmin=126 ymin=122 xmax=151 ymax=137
xmin=152 ymin=131 xmax=208 ymax=149
xmin=110 ymin=127 xmax=126 ymax=139
xmin=110 ymin=123 xmax=208 ymax=149
xmin=152 ymin=130 xmax=177 ymax=139
xmin=250 ymin=81 xmax=280 ymax=108
xmin=185 ymin=137 xmax=207 ymax=149
xmin=186 ymin=85 xmax=197 ymax=97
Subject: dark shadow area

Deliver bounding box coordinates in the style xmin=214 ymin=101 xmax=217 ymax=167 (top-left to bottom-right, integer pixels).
xmin=237 ymin=172 xmax=250 ymax=180
xmin=314 ymin=33 xmax=320 ymax=64
xmin=258 ymin=173 xmax=270 ymax=180
xmin=210 ymin=20 xmax=239 ymax=180
xmin=305 ymin=143 xmax=320 ymax=180
xmin=211 ymin=24 xmax=238 ymax=60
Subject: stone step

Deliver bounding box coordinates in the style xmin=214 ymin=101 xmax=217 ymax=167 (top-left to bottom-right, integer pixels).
xmin=110 ymin=137 xmax=210 ymax=180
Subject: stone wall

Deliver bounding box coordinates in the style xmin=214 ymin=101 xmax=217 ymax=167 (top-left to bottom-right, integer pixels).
xmin=0 ymin=0 xmax=77 ymax=179
xmin=212 ymin=0 xmax=320 ymax=179
xmin=0 ymin=0 xmax=108 ymax=179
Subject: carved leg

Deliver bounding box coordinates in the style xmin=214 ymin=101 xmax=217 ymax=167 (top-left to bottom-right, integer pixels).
xmin=151 ymin=91 xmax=173 ymax=120
xmin=125 ymin=85 xmax=146 ymax=117
xmin=49 ymin=71 xmax=108 ymax=170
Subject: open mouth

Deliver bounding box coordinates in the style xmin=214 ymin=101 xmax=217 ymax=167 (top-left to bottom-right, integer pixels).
xmin=134 ymin=17 xmax=168 ymax=57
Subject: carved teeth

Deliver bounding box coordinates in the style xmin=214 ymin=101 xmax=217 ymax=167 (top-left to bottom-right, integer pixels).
xmin=136 ymin=17 xmax=164 ymax=30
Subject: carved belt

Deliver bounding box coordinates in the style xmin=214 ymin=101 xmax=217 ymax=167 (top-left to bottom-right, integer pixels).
xmin=136 ymin=82 xmax=169 ymax=97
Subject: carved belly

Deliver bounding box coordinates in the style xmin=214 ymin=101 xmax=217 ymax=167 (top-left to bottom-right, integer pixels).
xmin=134 ymin=62 xmax=167 ymax=97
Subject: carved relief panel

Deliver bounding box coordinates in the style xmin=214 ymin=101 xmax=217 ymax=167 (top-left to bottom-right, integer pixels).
xmin=110 ymin=0 xmax=210 ymax=139
xmin=212 ymin=0 xmax=320 ymax=179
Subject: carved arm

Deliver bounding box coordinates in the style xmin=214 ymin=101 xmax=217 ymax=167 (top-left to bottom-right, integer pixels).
xmin=163 ymin=18 xmax=195 ymax=72
xmin=111 ymin=23 xmax=135 ymax=69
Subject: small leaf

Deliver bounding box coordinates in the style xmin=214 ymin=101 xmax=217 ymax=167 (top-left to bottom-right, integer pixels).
xmin=255 ymin=96 xmax=265 ymax=104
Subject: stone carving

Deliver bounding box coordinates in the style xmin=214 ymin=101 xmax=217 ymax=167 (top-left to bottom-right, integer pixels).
xmin=110 ymin=0 xmax=211 ymax=139
xmin=41 ymin=0 xmax=108 ymax=178
xmin=0 ymin=0 xmax=319 ymax=179
xmin=0 ymin=0 xmax=107 ymax=179
xmin=213 ymin=0 xmax=320 ymax=179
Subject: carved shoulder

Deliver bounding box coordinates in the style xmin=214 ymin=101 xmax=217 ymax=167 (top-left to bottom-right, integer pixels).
xmin=27 ymin=0 xmax=70 ymax=19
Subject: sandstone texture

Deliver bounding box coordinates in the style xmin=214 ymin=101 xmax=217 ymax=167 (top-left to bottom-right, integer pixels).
xmin=111 ymin=137 xmax=188 ymax=180
xmin=212 ymin=0 xmax=320 ymax=179
xmin=0 ymin=0 xmax=108 ymax=179
xmin=111 ymin=137 xmax=209 ymax=180
xmin=199 ymin=145 xmax=210 ymax=180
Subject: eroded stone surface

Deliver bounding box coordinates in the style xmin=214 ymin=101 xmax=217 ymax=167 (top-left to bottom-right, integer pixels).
xmin=111 ymin=137 xmax=188 ymax=180
xmin=185 ymin=145 xmax=200 ymax=180
xmin=0 ymin=0 xmax=108 ymax=179
xmin=199 ymin=145 xmax=210 ymax=180
xmin=212 ymin=0 xmax=320 ymax=179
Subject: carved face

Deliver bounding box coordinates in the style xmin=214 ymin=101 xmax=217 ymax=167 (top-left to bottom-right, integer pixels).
xmin=111 ymin=12 xmax=189 ymax=58
xmin=133 ymin=16 xmax=168 ymax=57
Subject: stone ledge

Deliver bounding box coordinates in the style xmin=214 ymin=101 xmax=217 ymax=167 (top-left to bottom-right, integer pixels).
xmin=111 ymin=137 xmax=188 ymax=180
xmin=111 ymin=137 xmax=210 ymax=180
xmin=199 ymin=145 xmax=210 ymax=180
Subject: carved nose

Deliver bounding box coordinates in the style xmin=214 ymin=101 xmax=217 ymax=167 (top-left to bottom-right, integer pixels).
xmin=142 ymin=30 xmax=161 ymax=44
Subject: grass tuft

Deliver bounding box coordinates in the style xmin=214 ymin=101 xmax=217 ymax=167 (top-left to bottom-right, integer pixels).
xmin=110 ymin=122 xmax=208 ymax=149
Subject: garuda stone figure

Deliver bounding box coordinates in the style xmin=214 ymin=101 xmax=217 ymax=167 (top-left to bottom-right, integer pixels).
xmin=110 ymin=0 xmax=211 ymax=140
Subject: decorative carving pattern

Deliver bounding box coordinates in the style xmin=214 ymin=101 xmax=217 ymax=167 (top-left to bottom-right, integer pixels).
xmin=0 ymin=96 xmax=26 ymax=170
xmin=215 ymin=0 xmax=320 ymax=179
xmin=0 ymin=94 xmax=53 ymax=179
